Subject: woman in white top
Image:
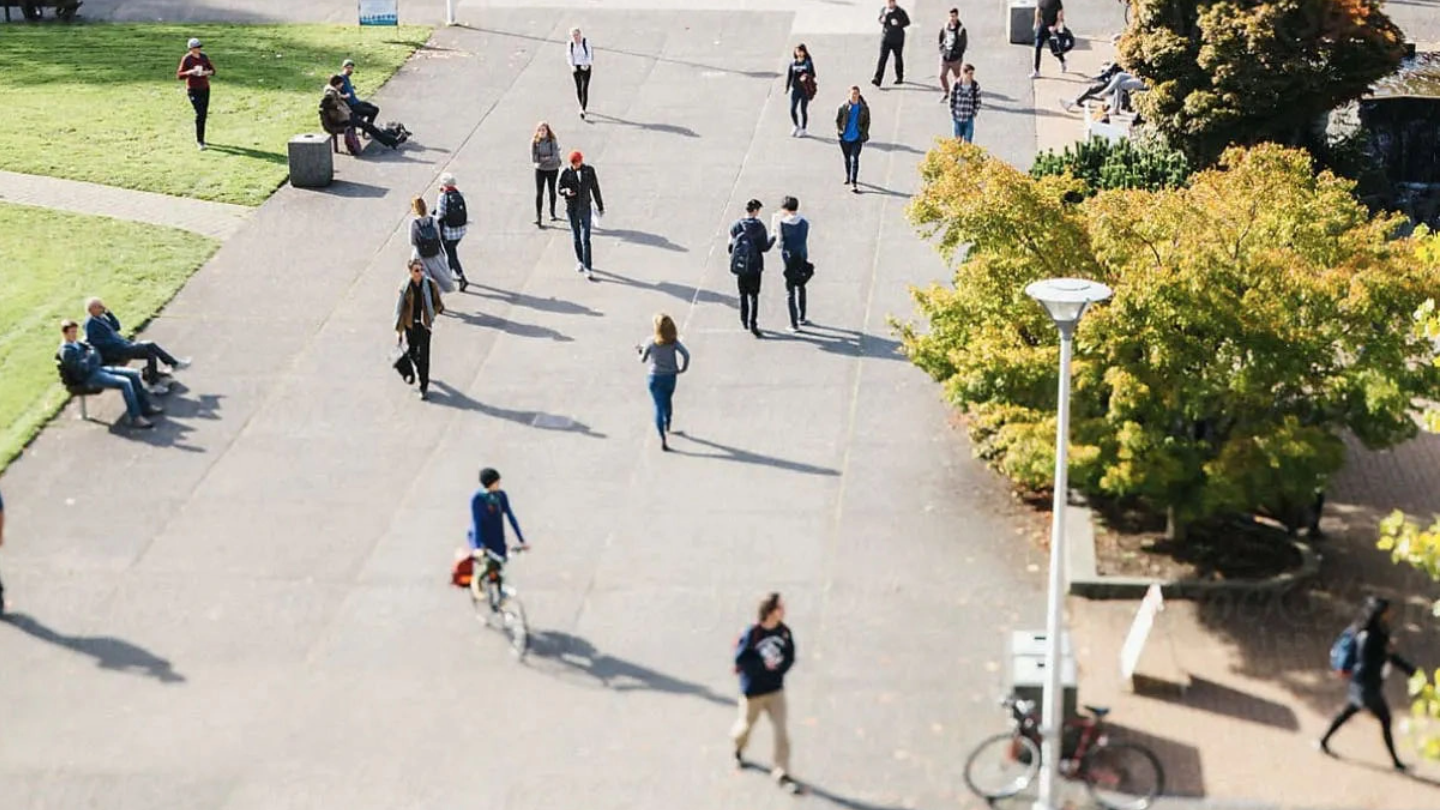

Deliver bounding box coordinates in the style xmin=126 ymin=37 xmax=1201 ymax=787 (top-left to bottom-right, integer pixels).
xmin=566 ymin=27 xmax=594 ymax=120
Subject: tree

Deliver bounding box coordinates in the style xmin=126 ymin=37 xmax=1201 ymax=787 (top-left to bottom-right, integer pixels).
xmin=1031 ymin=136 xmax=1191 ymax=199
xmin=1119 ymin=0 xmax=1406 ymax=166
xmin=900 ymin=140 xmax=1440 ymax=537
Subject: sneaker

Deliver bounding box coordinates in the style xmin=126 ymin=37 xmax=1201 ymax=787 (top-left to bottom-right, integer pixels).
xmin=733 ymin=750 xmax=744 ymax=770
xmin=550 ymin=213 xmax=560 ymax=221
xmin=130 ymin=415 xmax=155 ymax=429
xmin=535 ymin=217 xmax=542 ymax=228
xmin=661 ymin=440 xmax=670 ymax=452
xmin=170 ymin=357 xmax=192 ymax=371
xmin=799 ymin=318 xmax=810 ymax=326
xmin=459 ymin=276 xmax=469 ymax=293
xmin=1060 ymin=98 xmax=1077 ymax=113
xmin=418 ymin=389 xmax=428 ymax=401
xmin=1060 ymin=58 xmax=1068 ymax=74
xmin=939 ymin=93 xmax=948 ymax=103
xmin=750 ymin=327 xmax=762 ymax=338
xmin=146 ymin=383 xmax=170 ymax=397
xmin=798 ymin=127 xmax=806 ymax=137
xmin=144 ymin=404 xmax=165 ymax=416
xmin=585 ymin=268 xmax=596 ymax=281
xmin=576 ymin=262 xmax=586 ymax=274
xmin=777 ymin=775 xmax=802 ymax=795
xmin=579 ymin=108 xmax=586 ymax=120
xmin=852 ymin=183 xmax=861 ymax=194
xmin=1029 ymin=70 xmax=1040 ymax=79
xmin=893 ymin=78 xmax=904 ymax=85
xmin=790 ymin=125 xmax=799 ymax=137
xmin=197 ymin=142 xmax=206 ymax=151
xmin=870 ymin=78 xmax=880 ymax=87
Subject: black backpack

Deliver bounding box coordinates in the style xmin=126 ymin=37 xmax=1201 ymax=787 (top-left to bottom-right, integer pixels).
xmin=441 ymin=190 xmax=467 ymax=228
xmin=730 ymin=222 xmax=758 ymax=276
xmin=415 ymin=218 xmax=442 ymax=258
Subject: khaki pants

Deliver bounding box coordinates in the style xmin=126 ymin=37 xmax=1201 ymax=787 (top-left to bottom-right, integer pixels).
xmin=731 ymin=690 xmax=790 ymax=775
xmin=939 ymin=58 xmax=964 ymax=94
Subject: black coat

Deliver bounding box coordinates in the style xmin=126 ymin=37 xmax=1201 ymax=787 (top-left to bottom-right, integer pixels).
xmin=558 ymin=164 xmax=604 ymax=212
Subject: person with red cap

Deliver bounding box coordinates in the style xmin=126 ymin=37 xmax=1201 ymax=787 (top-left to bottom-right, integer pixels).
xmin=558 ymin=150 xmax=605 ymax=279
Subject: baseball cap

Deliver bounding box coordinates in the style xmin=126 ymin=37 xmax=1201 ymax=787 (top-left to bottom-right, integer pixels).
xmin=187 ymin=38 xmax=202 ymax=48
xmin=342 ymin=59 xmax=355 ymax=68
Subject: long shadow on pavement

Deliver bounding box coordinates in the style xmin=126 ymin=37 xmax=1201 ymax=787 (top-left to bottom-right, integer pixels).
xmin=1 ymin=613 xmax=185 ymax=684
xmin=525 ymin=629 xmax=731 ymax=707
xmin=103 ymin=384 xmax=219 ymax=453
xmin=769 ymin=323 xmax=906 ymax=362
xmin=589 ymin=269 xmax=736 ymax=308
xmin=595 ymin=226 xmax=689 ymax=252
xmin=426 ymin=381 xmax=606 ymax=438
xmin=469 ymin=283 xmax=603 ymax=317
xmin=445 ymin=308 xmax=574 ymax=342
xmin=736 ymin=763 xmax=911 ymax=810
xmin=667 ymin=432 xmax=839 ymax=476
xmin=584 ymin=112 xmax=699 ymax=139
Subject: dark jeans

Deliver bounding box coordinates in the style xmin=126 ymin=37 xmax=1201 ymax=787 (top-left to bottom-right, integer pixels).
xmin=405 ymin=325 xmax=431 ymax=392
xmin=737 ymin=273 xmax=762 ymax=329
xmin=86 ymin=366 xmax=153 ymax=419
xmin=1322 ymin=685 xmax=1401 ymax=766
xmin=105 ymin=342 xmax=178 ymax=384
xmin=1034 ymin=28 xmax=1065 ymax=71
xmin=840 ymin=139 xmax=863 ymax=183
xmin=442 ymin=238 xmax=466 ymax=281
xmin=789 ymin=90 xmax=809 ymax=128
xmin=567 ymin=205 xmax=593 ymax=269
xmin=350 ymin=99 xmax=380 ymax=124
xmin=573 ymin=67 xmax=592 ymax=110
xmin=535 ymin=168 xmax=558 ymax=219
xmin=874 ymin=38 xmax=904 ymax=83
xmin=351 ymin=115 xmax=397 ymax=147
xmin=647 ymin=373 xmax=677 ymax=439
xmin=187 ymin=88 xmax=210 ymax=145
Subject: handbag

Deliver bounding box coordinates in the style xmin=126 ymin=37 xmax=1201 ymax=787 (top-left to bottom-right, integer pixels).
xmin=800 ymin=260 xmax=815 ymax=283
xmin=391 ymin=340 xmax=414 ymax=384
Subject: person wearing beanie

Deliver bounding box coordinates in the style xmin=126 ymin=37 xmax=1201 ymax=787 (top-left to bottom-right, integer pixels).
xmin=468 ymin=468 xmax=527 ymax=561
xmin=558 ymin=150 xmax=604 ymax=278
xmin=176 ymin=37 xmax=215 ymax=150
xmin=434 ymin=173 xmax=470 ymax=292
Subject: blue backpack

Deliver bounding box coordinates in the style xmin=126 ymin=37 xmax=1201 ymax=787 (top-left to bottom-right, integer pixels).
xmin=1329 ymin=628 xmax=1358 ymax=674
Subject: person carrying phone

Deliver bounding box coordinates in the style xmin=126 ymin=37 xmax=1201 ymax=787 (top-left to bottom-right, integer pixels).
xmin=176 ymin=37 xmax=215 ymax=150
xmin=559 ymin=151 xmax=604 ymax=279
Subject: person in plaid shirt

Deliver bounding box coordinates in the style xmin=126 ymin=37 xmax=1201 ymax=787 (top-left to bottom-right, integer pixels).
xmin=948 ymin=63 xmax=981 ymax=143
xmin=434 ymin=174 xmax=470 ymax=293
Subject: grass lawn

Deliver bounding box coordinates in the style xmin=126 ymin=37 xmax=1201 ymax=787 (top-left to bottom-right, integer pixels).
xmin=0 ymin=23 xmax=429 ymax=205
xmin=0 ymin=202 xmax=217 ymax=470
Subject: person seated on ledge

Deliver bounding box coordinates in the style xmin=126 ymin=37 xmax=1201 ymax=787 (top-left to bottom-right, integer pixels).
xmin=84 ymin=297 xmax=189 ymax=388
xmin=320 ymin=75 xmax=401 ymax=149
xmin=339 ymin=59 xmax=379 ymax=125
xmin=57 ymin=320 xmax=163 ymax=430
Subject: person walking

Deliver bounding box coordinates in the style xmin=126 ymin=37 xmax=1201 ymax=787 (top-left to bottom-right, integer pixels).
xmin=1032 ymin=0 xmax=1068 ymax=78
xmin=772 ymin=197 xmax=812 ymax=332
xmin=728 ymin=199 xmax=775 ymax=337
xmin=176 ymin=37 xmax=215 ymax=150
xmin=435 ymin=174 xmax=471 ymax=293
xmin=871 ymin=0 xmax=910 ymax=87
xmin=394 ymin=259 xmax=444 ymax=401
xmin=732 ymin=592 xmax=800 ymax=794
xmin=835 ymin=87 xmax=871 ymax=193
xmin=558 ymin=150 xmax=605 ymax=279
xmin=1318 ymin=596 xmax=1418 ymax=770
xmin=937 ymin=8 xmax=968 ymax=101
xmin=566 ymin=27 xmax=595 ymax=120
xmin=636 ymin=313 xmax=691 ymax=452
xmin=948 ymin=64 xmax=981 ymax=142
xmin=532 ymin=122 xmax=562 ymax=227
xmin=338 ymin=59 xmax=380 ymax=125
xmin=409 ymin=196 xmax=456 ymax=293
xmin=785 ymin=44 xmax=817 ymax=137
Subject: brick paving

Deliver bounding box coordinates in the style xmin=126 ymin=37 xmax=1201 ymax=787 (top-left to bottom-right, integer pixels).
xmin=0 ymin=169 xmax=251 ymax=240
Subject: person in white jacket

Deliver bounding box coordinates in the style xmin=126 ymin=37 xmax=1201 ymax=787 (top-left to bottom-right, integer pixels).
xmin=566 ymin=27 xmax=594 ymax=120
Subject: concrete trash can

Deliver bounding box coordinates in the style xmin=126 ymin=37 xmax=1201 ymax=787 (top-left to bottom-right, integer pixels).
xmin=1008 ymin=0 xmax=1037 ymax=46
xmin=288 ymin=133 xmax=334 ymax=188
xmin=1011 ymin=653 xmax=1078 ymax=721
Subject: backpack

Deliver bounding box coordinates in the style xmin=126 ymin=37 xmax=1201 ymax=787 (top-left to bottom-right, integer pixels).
xmin=733 ymin=625 xmax=756 ymax=673
xmin=441 ymin=190 xmax=468 ymax=228
xmin=450 ymin=554 xmax=475 ymax=588
xmin=1330 ymin=627 xmax=1358 ymax=674
xmin=730 ymin=223 xmax=758 ymax=276
xmin=343 ymin=127 xmax=363 ymax=156
xmin=415 ymin=218 xmax=442 ymax=258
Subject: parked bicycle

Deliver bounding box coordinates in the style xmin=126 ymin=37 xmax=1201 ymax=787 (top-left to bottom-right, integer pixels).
xmin=469 ymin=547 xmax=529 ymax=659
xmin=964 ymin=696 xmax=1164 ymax=810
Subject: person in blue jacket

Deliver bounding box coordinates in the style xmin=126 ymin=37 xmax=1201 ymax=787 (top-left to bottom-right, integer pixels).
xmin=469 ymin=468 xmax=528 ymax=560
xmin=339 ymin=59 xmax=379 ymax=124
xmin=84 ymin=297 xmax=190 ymax=385
xmin=58 ymin=320 xmax=163 ymax=429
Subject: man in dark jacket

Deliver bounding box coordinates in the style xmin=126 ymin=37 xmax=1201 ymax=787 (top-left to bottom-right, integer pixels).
xmin=835 ymin=86 xmax=871 ymax=192
xmin=57 ymin=320 xmax=161 ymax=429
xmin=732 ymin=592 xmax=799 ymax=793
xmin=728 ymin=199 xmax=775 ymax=337
xmin=937 ymin=8 xmax=968 ymax=99
xmin=84 ymin=297 xmax=189 ymax=385
xmin=872 ymin=0 xmax=911 ymax=86
xmin=558 ymin=150 xmax=605 ymax=279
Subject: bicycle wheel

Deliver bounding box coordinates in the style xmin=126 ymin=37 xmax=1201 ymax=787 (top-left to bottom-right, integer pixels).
xmin=964 ymin=733 xmax=1040 ymax=800
xmin=498 ymin=595 xmax=529 ymax=659
xmin=1083 ymin=742 xmax=1164 ymax=810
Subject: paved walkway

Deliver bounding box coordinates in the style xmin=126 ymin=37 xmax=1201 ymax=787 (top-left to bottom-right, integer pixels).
xmin=0 ymin=169 xmax=251 ymax=240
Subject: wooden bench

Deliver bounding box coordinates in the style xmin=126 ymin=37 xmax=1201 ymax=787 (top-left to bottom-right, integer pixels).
xmin=2 ymin=1 xmax=83 ymax=22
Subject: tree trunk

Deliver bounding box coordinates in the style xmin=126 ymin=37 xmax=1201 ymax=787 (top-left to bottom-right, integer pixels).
xmin=1166 ymin=506 xmax=1187 ymax=543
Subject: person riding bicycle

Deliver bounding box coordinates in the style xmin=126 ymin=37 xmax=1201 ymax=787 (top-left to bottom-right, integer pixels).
xmin=469 ymin=467 xmax=528 ymax=562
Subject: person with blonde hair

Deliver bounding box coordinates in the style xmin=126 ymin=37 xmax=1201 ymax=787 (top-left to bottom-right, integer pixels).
xmin=409 ymin=196 xmax=456 ymax=292
xmin=636 ymin=313 xmax=690 ymax=451
xmin=531 ymin=121 xmax=562 ymax=226
xmin=566 ymin=27 xmax=594 ymax=119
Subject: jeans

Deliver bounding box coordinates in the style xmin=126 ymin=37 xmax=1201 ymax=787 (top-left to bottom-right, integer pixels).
xmin=737 ymin=273 xmax=762 ymax=329
xmin=786 ymin=280 xmax=808 ymax=328
xmin=105 ymin=342 xmax=179 ymax=384
xmin=405 ymin=325 xmax=431 ymax=392
xmin=874 ymin=38 xmax=904 ymax=83
xmin=789 ymin=89 xmax=809 ymax=128
xmin=732 ymin=690 xmax=791 ymax=775
xmin=939 ymin=58 xmax=963 ymax=95
xmin=351 ymin=115 xmax=397 ymax=147
xmin=535 ymin=168 xmax=558 ymax=219
xmin=87 ymin=367 xmax=152 ymax=419
xmin=187 ymin=88 xmax=209 ymax=145
xmin=647 ymin=373 xmax=677 ymax=438
xmin=573 ymin=67 xmax=592 ymax=110
xmin=1034 ymin=28 xmax=1065 ymax=72
xmin=952 ymin=118 xmax=974 ymax=142
xmin=350 ymin=99 xmax=380 ymax=124
xmin=840 ymin=139 xmax=863 ymax=184
xmin=567 ymin=205 xmax=593 ymax=269
xmin=442 ymin=238 xmax=466 ymax=282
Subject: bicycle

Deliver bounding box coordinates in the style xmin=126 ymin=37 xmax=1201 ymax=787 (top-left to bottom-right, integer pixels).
xmin=964 ymin=696 xmax=1164 ymax=810
xmin=469 ymin=547 xmax=529 ymax=659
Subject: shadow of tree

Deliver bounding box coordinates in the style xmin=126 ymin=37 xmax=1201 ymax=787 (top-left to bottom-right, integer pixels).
xmin=2 ymin=612 xmax=185 ymax=684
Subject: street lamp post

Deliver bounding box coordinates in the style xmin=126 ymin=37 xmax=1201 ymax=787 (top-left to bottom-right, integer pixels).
xmin=1024 ymin=278 xmax=1113 ymax=810
xmin=446 ymin=0 xmax=456 ymax=26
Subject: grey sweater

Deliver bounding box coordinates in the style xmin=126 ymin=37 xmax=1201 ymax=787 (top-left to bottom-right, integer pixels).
xmin=532 ymin=138 xmax=562 ymax=171
xmin=639 ymin=339 xmax=691 ymax=375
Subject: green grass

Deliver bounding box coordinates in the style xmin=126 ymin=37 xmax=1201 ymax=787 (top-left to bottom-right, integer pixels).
xmin=0 ymin=23 xmax=429 ymax=205
xmin=0 ymin=202 xmax=218 ymax=470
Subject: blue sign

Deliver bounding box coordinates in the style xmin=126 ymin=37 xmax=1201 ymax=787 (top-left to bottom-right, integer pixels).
xmin=359 ymin=0 xmax=398 ymax=26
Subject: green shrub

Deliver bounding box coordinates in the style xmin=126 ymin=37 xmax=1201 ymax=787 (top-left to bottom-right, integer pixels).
xmin=1030 ymin=136 xmax=1190 ymax=198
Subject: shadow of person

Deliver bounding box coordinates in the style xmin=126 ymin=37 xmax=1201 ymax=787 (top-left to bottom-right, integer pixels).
xmin=587 ymin=269 xmax=735 ymax=307
xmin=668 ymin=433 xmax=840 ymax=476
xmin=526 ymin=630 xmax=732 ymax=707
xmin=595 ymin=227 xmax=689 ymax=252
xmin=426 ymin=381 xmax=606 ymax=438
xmin=470 ymin=284 xmax=603 ymax=317
xmin=1 ymin=613 xmax=185 ymax=684
xmin=444 ymin=309 xmax=574 ymax=342
xmin=582 ymin=112 xmax=700 ymax=138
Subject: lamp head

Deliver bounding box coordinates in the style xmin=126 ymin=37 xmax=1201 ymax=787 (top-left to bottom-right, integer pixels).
xmin=1025 ymin=278 xmax=1113 ymax=330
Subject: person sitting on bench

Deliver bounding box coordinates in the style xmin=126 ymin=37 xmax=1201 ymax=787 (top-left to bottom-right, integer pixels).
xmin=57 ymin=320 xmax=163 ymax=430
xmin=320 ymin=75 xmax=400 ymax=149
xmin=84 ymin=297 xmax=190 ymax=386
xmin=339 ymin=59 xmax=379 ymax=125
